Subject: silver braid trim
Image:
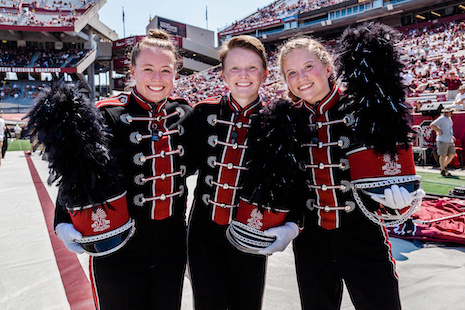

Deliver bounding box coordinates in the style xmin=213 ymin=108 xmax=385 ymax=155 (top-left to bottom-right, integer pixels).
xmin=353 ymin=175 xmax=422 ymax=189
xmin=226 ymin=220 xmax=275 ymax=255
xmin=353 ymin=188 xmax=422 ymax=227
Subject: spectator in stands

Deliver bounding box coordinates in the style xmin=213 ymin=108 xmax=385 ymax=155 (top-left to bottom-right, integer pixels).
xmin=443 ymin=70 xmax=462 ymax=100
xmin=430 ymin=106 xmax=456 ymax=176
xmin=414 ymin=100 xmax=423 ymax=113
xmin=452 ymin=85 xmax=465 ymax=110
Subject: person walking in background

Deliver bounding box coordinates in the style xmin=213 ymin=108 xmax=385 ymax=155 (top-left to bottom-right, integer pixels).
xmin=14 ymin=124 xmax=21 ymax=140
xmin=0 ymin=115 xmax=5 ymax=166
xmin=430 ymin=106 xmax=456 ymax=176
xmin=1 ymin=125 xmax=10 ymax=160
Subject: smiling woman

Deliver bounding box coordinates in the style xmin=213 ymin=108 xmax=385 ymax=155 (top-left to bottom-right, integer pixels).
xmin=52 ymin=28 xmax=193 ymax=310
xmin=187 ymin=35 xmax=277 ymax=310
xmin=129 ymin=31 xmax=177 ymax=103
xmin=220 ymin=41 xmax=268 ymax=107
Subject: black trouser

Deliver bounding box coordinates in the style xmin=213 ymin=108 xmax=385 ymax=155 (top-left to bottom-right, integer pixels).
xmin=187 ymin=204 xmax=267 ymax=310
xmin=2 ymin=138 xmax=7 ymax=158
xmin=293 ymin=210 xmax=401 ymax=310
xmin=90 ymin=216 xmax=187 ymax=310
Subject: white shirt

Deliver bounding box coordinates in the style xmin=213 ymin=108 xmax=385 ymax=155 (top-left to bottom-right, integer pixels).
xmin=431 ymin=115 xmax=454 ymax=143
xmin=453 ymin=92 xmax=465 ymax=107
xmin=0 ymin=118 xmax=5 ymax=140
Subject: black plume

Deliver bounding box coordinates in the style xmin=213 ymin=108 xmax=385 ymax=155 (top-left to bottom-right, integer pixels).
xmin=335 ymin=22 xmax=414 ymax=155
xmin=25 ymin=81 xmax=121 ymax=208
xmin=241 ymin=99 xmax=306 ymax=212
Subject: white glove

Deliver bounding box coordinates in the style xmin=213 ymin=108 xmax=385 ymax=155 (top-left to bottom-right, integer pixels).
xmin=371 ymin=185 xmax=425 ymax=210
xmin=55 ymin=223 xmax=85 ymax=254
xmin=258 ymin=222 xmax=299 ymax=255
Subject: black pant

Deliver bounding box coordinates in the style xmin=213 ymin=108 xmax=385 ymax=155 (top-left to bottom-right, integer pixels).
xmin=2 ymin=138 xmax=7 ymax=158
xmin=90 ymin=216 xmax=187 ymax=310
xmin=187 ymin=205 xmax=267 ymax=310
xmin=294 ymin=210 xmax=401 ymax=310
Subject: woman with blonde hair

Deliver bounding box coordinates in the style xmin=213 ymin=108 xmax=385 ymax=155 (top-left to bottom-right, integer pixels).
xmin=277 ymin=23 xmax=424 ymax=309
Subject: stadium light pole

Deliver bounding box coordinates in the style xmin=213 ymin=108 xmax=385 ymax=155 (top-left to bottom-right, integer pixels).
xmin=122 ymin=7 xmax=126 ymax=38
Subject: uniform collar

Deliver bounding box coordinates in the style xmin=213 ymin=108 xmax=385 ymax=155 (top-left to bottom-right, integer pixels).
xmin=302 ymin=84 xmax=340 ymax=115
xmin=132 ymin=87 xmax=167 ymax=112
xmin=227 ymin=94 xmax=263 ymax=117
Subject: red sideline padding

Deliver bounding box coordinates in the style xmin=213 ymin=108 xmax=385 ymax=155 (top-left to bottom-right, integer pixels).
xmin=388 ymin=197 xmax=465 ymax=245
xmin=25 ymin=152 xmax=94 ymax=310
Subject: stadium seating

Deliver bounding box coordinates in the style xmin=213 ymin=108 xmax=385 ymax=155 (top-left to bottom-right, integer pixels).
xmin=220 ymin=0 xmax=352 ymax=34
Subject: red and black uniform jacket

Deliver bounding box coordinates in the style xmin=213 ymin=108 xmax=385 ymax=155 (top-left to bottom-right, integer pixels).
xmin=294 ymin=85 xmax=380 ymax=230
xmin=55 ymin=89 xmax=193 ymax=225
xmin=189 ymin=94 xmax=264 ymax=226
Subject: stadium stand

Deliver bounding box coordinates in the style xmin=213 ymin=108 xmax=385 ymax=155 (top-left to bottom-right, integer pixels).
xmin=0 ymin=0 xmax=117 ymax=112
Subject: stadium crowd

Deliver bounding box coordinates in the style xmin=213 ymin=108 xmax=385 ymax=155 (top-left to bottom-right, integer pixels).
xmin=0 ymin=0 xmax=97 ymax=27
xmin=398 ymin=19 xmax=465 ymax=109
xmin=176 ymin=18 xmax=465 ymax=112
xmin=0 ymin=80 xmax=47 ymax=103
xmin=222 ymin=0 xmax=351 ymax=33
xmin=0 ymin=46 xmax=89 ymax=68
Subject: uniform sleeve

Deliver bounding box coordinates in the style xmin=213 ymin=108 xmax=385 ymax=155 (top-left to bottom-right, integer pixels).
xmin=53 ymin=189 xmax=72 ymax=229
xmin=180 ymin=104 xmax=199 ymax=176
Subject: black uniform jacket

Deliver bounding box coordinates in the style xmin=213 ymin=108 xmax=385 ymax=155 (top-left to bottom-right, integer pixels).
xmin=55 ymin=89 xmax=193 ymax=226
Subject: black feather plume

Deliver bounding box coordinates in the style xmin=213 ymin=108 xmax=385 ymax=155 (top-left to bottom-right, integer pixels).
xmin=241 ymin=99 xmax=306 ymax=212
xmin=335 ymin=22 xmax=414 ymax=155
xmin=25 ymin=81 xmax=122 ymax=209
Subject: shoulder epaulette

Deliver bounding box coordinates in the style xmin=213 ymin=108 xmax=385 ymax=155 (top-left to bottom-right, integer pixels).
xmin=96 ymin=93 xmax=130 ymax=109
xmin=168 ymin=96 xmax=190 ymax=106
xmin=193 ymin=95 xmax=223 ymax=107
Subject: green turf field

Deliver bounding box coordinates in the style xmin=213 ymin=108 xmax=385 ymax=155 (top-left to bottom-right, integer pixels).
xmin=418 ymin=171 xmax=464 ymax=196
xmin=5 ymin=139 xmax=31 ymax=152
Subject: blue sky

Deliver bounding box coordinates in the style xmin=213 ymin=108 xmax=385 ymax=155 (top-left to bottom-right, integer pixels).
xmin=98 ymin=0 xmax=273 ymax=44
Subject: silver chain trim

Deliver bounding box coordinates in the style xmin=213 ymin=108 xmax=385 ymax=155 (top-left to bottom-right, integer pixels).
xmin=353 ymin=175 xmax=422 ymax=189
xmin=353 ymin=188 xmax=422 ymax=227
xmin=75 ymin=218 xmax=135 ymax=243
